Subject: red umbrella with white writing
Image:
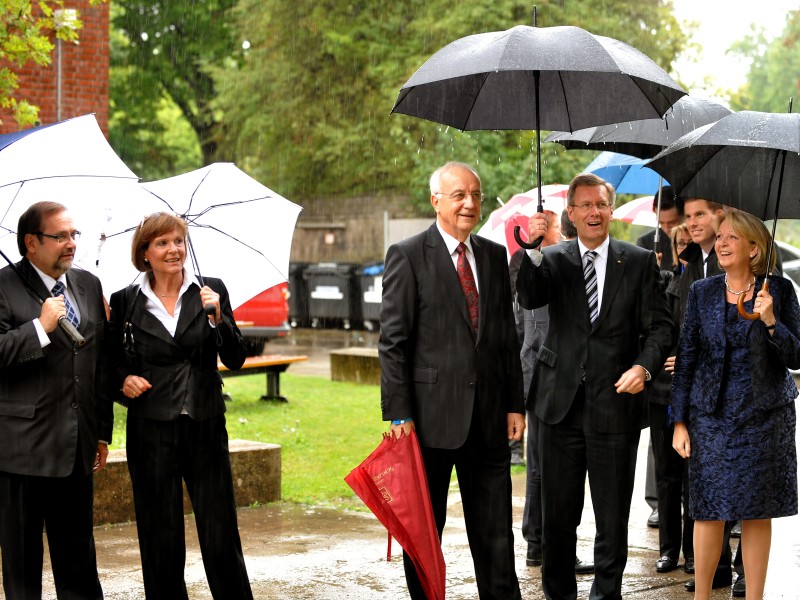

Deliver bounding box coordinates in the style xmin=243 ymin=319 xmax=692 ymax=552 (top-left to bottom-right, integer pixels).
xmin=345 ymin=430 xmax=445 ymax=600
xmin=613 ymin=196 xmax=656 ymax=227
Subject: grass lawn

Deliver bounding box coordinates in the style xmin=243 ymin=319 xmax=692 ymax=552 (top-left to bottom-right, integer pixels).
xmin=109 ymin=372 xmax=527 ymax=509
xmin=109 ymin=373 xmax=385 ymax=509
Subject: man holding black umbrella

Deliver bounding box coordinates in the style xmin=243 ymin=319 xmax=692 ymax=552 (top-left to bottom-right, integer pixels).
xmin=516 ymin=173 xmax=672 ymax=600
xmin=0 ymin=201 xmax=111 ymax=599
xmin=380 ymin=162 xmax=525 ymax=599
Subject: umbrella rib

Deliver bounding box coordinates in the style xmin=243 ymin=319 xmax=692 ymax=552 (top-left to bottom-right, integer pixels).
xmin=190 ymin=222 xmax=285 ymax=275
xmin=186 ymin=170 xmax=213 ymax=217
xmin=187 ymin=198 xmax=269 ymax=221
xmin=555 ymin=71 xmax=573 ymax=133
xmin=461 ymin=72 xmax=492 ymax=131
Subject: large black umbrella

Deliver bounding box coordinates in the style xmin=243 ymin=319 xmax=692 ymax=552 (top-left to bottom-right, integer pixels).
xmin=391 ymin=15 xmax=685 ymax=248
xmin=544 ymin=95 xmax=731 ymax=251
xmin=544 ymin=95 xmax=731 ymax=159
xmin=648 ymin=109 xmax=800 ymax=318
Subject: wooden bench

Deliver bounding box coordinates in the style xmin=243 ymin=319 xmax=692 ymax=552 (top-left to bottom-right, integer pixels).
xmin=218 ymin=354 xmax=308 ymax=402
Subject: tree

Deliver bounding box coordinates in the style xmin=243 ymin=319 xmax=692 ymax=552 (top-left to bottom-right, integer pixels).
xmin=215 ymin=0 xmax=688 ymax=210
xmin=110 ymin=0 xmax=243 ymax=170
xmin=0 ymin=0 xmax=94 ymax=127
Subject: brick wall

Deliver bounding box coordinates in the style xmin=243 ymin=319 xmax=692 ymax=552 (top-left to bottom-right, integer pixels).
xmin=0 ymin=1 xmax=109 ymax=134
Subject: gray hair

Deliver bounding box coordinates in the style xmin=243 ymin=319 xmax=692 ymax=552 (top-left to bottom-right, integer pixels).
xmin=429 ymin=162 xmax=481 ymax=195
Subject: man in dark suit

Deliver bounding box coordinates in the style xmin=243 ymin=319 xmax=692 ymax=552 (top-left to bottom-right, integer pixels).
xmin=516 ymin=173 xmax=673 ymax=600
xmin=380 ymin=161 xmax=525 ymax=599
xmin=0 ymin=201 xmax=110 ymax=599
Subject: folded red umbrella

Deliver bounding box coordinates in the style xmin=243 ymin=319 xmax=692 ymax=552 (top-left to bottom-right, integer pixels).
xmin=345 ymin=430 xmax=445 ymax=600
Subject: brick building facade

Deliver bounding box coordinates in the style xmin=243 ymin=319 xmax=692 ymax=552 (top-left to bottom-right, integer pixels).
xmin=0 ymin=1 xmax=109 ymax=134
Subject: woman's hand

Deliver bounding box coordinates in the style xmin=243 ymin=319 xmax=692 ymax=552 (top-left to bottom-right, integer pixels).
xmin=664 ymin=355 xmax=676 ymax=374
xmin=754 ymin=287 xmax=776 ymax=328
xmin=672 ymin=422 xmax=691 ymax=458
xmin=123 ymin=374 xmax=152 ymax=400
xmin=200 ymin=286 xmax=221 ymax=321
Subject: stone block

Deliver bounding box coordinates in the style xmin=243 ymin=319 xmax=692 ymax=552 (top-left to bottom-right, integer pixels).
xmin=94 ymin=439 xmax=281 ymax=525
xmin=330 ymin=347 xmax=380 ymax=385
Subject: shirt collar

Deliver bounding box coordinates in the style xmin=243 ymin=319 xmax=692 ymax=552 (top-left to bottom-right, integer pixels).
xmin=139 ymin=268 xmax=199 ymax=301
xmin=436 ymin=222 xmax=474 ymax=256
xmin=577 ymin=236 xmax=610 ymax=261
xmin=30 ymin=262 xmax=66 ymax=293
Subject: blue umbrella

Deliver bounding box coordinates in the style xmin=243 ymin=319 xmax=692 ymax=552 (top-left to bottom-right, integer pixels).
xmin=584 ymin=151 xmax=665 ymax=195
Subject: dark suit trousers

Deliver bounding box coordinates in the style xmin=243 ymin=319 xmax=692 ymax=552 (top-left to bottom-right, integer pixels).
xmin=126 ymin=414 xmax=253 ymax=600
xmin=0 ymin=454 xmax=101 ymax=600
xmin=539 ymin=388 xmax=639 ymax=600
xmin=522 ymin=410 xmax=542 ymax=552
xmin=403 ymin=415 xmax=521 ymax=600
xmin=649 ymin=403 xmax=693 ymax=561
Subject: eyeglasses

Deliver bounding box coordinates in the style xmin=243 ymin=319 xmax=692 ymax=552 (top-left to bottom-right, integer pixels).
xmin=35 ymin=230 xmax=81 ymax=243
xmin=434 ymin=191 xmax=483 ymax=203
xmin=570 ymin=202 xmax=612 ymax=212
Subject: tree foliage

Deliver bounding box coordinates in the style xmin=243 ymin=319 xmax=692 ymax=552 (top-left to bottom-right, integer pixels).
xmin=0 ymin=0 xmax=94 ymax=127
xmin=214 ymin=0 xmax=688 ymax=211
xmin=728 ymin=11 xmax=800 ymax=113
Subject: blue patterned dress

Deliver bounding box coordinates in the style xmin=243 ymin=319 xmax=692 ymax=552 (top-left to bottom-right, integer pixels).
xmin=688 ymin=297 xmax=798 ymax=521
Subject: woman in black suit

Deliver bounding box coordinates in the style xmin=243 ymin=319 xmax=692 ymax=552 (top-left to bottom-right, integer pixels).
xmin=108 ymin=212 xmax=253 ymax=600
xmin=672 ymin=209 xmax=799 ymax=600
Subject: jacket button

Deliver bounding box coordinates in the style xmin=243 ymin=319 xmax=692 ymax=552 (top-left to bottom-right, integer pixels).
xmin=74 ymin=376 xmax=80 ymax=383
xmin=468 ymin=382 xmax=476 ymax=388
xmin=71 ymin=402 xmax=78 ymax=409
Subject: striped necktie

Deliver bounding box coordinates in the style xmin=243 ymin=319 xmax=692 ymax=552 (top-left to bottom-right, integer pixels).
xmin=52 ymin=280 xmax=80 ymax=328
xmin=584 ymin=250 xmax=599 ymax=324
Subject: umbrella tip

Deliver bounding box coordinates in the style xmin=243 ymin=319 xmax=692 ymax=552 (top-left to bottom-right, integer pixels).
xmin=532 ymin=5 xmax=537 ymax=27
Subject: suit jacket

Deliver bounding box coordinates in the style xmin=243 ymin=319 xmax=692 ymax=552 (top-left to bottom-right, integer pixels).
xmin=0 ymin=259 xmax=111 ymax=477
xmin=521 ymin=305 xmax=549 ymax=410
xmin=108 ymin=276 xmax=246 ymax=421
xmin=379 ymin=224 xmax=524 ymax=450
xmin=671 ymin=274 xmax=800 ymax=422
xmin=637 ymin=229 xmax=674 ymax=273
xmin=516 ymin=237 xmax=673 ymax=433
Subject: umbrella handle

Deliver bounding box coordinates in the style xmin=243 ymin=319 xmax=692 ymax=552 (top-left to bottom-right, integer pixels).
xmin=737 ymin=279 xmax=769 ymax=321
xmin=513 ymin=225 xmax=544 ymax=250
xmin=58 ymin=316 xmax=87 ymax=347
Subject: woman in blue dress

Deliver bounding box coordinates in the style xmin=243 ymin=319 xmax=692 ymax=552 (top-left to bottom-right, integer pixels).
xmin=671 ymin=209 xmax=800 ymax=600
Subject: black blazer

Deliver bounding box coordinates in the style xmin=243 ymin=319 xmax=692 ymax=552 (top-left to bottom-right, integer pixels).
xmin=517 ymin=238 xmax=673 ymax=433
xmin=0 ymin=259 xmax=111 ymax=477
xmin=379 ymin=224 xmax=524 ymax=450
xmin=108 ymin=277 xmax=246 ymax=421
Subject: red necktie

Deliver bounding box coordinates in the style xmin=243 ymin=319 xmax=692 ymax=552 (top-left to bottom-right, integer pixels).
xmin=456 ymin=243 xmax=479 ymax=332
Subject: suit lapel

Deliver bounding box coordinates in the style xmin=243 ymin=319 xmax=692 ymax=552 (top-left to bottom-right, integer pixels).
xmin=131 ymin=293 xmax=181 ymax=347
xmin=596 ymin=239 xmax=626 ymax=330
xmin=471 ymin=234 xmax=491 ymax=344
xmin=18 ymin=259 xmax=51 ymax=302
xmin=175 ymin=283 xmax=203 ymax=340
xmin=65 ymin=271 xmax=89 ymax=331
xmin=562 ymin=240 xmax=593 ymax=328
xmin=425 ymin=226 xmax=475 ymax=339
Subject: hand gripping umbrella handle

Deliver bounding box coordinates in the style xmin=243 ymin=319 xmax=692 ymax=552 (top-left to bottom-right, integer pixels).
xmin=513 ymin=205 xmax=545 ymax=250
xmin=58 ymin=316 xmax=87 ymax=346
xmin=737 ymin=279 xmax=769 ymax=321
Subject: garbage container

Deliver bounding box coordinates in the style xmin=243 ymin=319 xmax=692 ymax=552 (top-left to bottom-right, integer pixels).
xmin=357 ymin=262 xmax=384 ymax=332
xmin=302 ymin=263 xmax=361 ymax=329
xmin=288 ymin=262 xmax=310 ymax=328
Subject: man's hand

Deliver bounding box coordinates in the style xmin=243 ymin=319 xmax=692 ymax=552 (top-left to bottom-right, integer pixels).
xmin=94 ymin=442 xmax=109 ymax=473
xmin=40 ymin=296 xmax=66 ymax=333
xmin=672 ymin=422 xmax=691 ymax=458
xmin=390 ymin=421 xmax=415 ymax=439
xmin=614 ymin=365 xmax=647 ymax=394
xmin=527 ymin=212 xmax=549 ymax=242
xmin=507 ymin=413 xmax=525 ymax=442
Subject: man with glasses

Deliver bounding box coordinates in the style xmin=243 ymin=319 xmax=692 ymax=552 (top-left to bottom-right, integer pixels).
xmin=516 ymin=173 xmax=672 ymax=600
xmin=380 ymin=162 xmax=525 ymax=599
xmin=0 ymin=201 xmax=111 ymax=598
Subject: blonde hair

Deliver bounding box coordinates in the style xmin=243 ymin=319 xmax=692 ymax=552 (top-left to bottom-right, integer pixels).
xmin=717 ymin=209 xmax=776 ymax=276
xmin=670 ymin=223 xmax=690 ymax=267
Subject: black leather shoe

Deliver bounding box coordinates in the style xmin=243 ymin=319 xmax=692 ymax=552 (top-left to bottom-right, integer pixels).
xmin=575 ymin=557 xmax=594 ymax=574
xmin=683 ymin=557 xmax=695 ymax=574
xmin=732 ymin=574 xmax=746 ymax=597
xmin=647 ymin=508 xmax=659 ymax=528
xmin=526 ymin=545 xmax=542 ymax=567
xmin=683 ymin=571 xmax=733 ymax=592
xmin=655 ymin=555 xmax=678 ymax=572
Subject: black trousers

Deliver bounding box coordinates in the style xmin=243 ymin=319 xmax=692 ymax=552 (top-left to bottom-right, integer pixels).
xmin=126 ymin=414 xmax=253 ymax=600
xmin=539 ymin=387 xmax=640 ymax=600
xmin=649 ymin=403 xmax=693 ymax=561
xmin=404 ymin=415 xmax=521 ymax=600
xmin=0 ymin=454 xmax=102 ymax=600
xmin=522 ymin=410 xmax=543 ymax=552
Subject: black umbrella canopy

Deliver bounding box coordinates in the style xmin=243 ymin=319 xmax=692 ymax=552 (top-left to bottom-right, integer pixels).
xmin=544 ymin=96 xmax=732 ymax=159
xmin=391 ymin=24 xmax=686 ymax=132
xmin=647 ymin=111 xmax=800 ymax=220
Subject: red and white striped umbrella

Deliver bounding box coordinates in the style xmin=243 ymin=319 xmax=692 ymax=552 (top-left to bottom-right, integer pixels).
xmin=613 ymin=195 xmax=656 ymax=227
xmin=477 ymin=184 xmax=569 ymax=259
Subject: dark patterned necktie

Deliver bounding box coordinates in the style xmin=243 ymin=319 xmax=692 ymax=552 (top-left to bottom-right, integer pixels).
xmin=584 ymin=250 xmax=599 ymax=324
xmin=456 ymin=243 xmax=479 ymax=332
xmin=52 ymin=280 xmax=80 ymax=328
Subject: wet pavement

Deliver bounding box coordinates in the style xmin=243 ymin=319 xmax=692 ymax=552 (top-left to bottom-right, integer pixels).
xmin=28 ymin=329 xmax=800 ymax=598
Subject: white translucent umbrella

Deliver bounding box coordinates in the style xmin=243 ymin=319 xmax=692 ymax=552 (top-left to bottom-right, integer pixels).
xmin=613 ymin=196 xmax=657 ymax=228
xmin=90 ymin=163 xmax=303 ymax=309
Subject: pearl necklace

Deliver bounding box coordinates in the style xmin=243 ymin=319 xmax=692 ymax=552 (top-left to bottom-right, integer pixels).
xmin=724 ymin=274 xmax=755 ymax=296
